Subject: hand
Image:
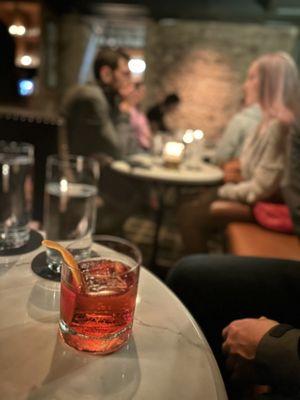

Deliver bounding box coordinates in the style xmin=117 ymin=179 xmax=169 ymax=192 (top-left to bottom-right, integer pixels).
xmin=91 ymin=153 xmax=113 ymax=168
xmin=222 ymin=158 xmax=241 ymax=173
xmin=222 ymin=317 xmax=279 ymax=361
xmin=223 ymin=170 xmax=243 ymax=183
xmin=222 ymin=159 xmax=242 ymax=183
xmin=119 ymin=101 xmax=132 ymax=114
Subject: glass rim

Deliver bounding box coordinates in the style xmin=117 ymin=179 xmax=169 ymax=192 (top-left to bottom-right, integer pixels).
xmin=47 ymin=154 xmax=99 ymax=167
xmin=0 ymin=140 xmax=34 ymax=151
xmin=65 ymin=235 xmax=142 ymax=273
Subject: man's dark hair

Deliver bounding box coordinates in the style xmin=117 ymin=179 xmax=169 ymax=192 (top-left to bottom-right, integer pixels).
xmin=164 ymin=93 xmax=180 ymax=107
xmin=93 ymin=48 xmax=129 ymax=82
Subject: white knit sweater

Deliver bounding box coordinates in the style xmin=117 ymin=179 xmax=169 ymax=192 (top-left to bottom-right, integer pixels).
xmin=218 ymin=119 xmax=288 ymax=204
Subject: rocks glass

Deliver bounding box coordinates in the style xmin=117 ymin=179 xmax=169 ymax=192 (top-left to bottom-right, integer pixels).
xmin=59 ymin=236 xmax=142 ymax=354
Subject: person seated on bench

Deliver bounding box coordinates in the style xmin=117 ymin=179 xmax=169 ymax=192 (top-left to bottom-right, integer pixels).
xmin=178 ymin=52 xmax=299 ymax=254
xmin=167 ymin=124 xmax=300 ymax=399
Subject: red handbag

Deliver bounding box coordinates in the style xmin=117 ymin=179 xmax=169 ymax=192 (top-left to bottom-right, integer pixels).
xmin=253 ymin=202 xmax=294 ymax=234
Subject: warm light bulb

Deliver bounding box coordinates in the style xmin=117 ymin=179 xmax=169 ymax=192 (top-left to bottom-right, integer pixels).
xmin=20 ymin=55 xmax=32 ymax=66
xmin=128 ymin=58 xmax=146 ymax=74
xmin=9 ymin=24 xmax=26 ymax=36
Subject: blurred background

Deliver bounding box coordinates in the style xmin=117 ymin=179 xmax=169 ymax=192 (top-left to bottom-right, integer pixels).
xmin=0 ymin=0 xmax=299 ymax=136
xmin=1 ymin=0 xmax=300 ymax=269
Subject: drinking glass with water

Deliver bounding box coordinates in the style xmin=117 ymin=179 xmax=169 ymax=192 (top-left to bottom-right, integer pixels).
xmin=43 ymin=154 xmax=100 ymax=274
xmin=0 ymin=141 xmax=34 ymax=250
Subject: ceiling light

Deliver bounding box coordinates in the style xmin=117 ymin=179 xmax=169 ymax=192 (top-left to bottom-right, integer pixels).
xmin=20 ymin=55 xmax=32 ymax=66
xmin=8 ymin=24 xmax=26 ymax=36
xmin=128 ymin=58 xmax=146 ymax=74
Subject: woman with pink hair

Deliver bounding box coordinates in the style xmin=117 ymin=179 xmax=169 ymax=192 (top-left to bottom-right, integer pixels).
xmin=178 ymin=52 xmax=299 ymax=254
xmin=219 ymin=52 xmax=298 ymax=203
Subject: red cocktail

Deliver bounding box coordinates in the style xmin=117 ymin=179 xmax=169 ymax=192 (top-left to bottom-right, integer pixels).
xmin=59 ymin=237 xmax=141 ymax=354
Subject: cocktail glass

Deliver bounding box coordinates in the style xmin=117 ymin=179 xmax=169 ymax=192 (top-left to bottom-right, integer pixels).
xmin=59 ymin=236 xmax=142 ymax=354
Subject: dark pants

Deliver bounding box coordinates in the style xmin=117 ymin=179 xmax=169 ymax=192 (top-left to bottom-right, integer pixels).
xmin=177 ymin=187 xmax=254 ymax=254
xmin=166 ymin=255 xmax=300 ymax=398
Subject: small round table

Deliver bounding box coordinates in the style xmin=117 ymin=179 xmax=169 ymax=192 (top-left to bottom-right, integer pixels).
xmin=111 ymin=155 xmax=223 ymax=266
xmin=112 ymin=154 xmax=223 ymax=186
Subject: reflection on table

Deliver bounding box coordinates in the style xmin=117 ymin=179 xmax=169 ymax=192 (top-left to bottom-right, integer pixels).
xmin=0 ymin=244 xmax=227 ymax=400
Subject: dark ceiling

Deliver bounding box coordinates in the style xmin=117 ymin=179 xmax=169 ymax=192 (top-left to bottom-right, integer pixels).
xmin=45 ymin=0 xmax=272 ymax=21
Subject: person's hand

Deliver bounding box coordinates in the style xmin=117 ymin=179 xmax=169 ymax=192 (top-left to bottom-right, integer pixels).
xmin=91 ymin=153 xmax=114 ymax=168
xmin=222 ymin=318 xmax=279 ymax=383
xmin=222 ymin=317 xmax=279 ymax=361
xmin=223 ymin=170 xmax=243 ymax=183
xmin=222 ymin=158 xmax=241 ymax=173
xmin=119 ymin=101 xmax=132 ymax=114
xmin=222 ymin=159 xmax=243 ymax=183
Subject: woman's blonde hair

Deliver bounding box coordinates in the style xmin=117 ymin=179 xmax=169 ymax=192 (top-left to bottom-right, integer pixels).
xmin=253 ymin=51 xmax=299 ymax=124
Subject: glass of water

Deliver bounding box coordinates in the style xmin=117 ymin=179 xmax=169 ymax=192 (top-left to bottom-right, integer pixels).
xmin=0 ymin=141 xmax=34 ymax=250
xmin=43 ymin=154 xmax=100 ymax=275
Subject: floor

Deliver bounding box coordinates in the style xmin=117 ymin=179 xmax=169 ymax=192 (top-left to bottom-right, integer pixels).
xmin=123 ymin=212 xmax=184 ymax=280
xmin=123 ymin=210 xmax=226 ymax=283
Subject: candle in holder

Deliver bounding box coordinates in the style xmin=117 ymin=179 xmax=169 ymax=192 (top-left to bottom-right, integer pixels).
xmin=163 ymin=141 xmax=185 ymax=168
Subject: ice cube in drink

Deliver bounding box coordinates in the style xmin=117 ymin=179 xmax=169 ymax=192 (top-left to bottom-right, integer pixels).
xmin=59 ymin=258 xmax=139 ymax=354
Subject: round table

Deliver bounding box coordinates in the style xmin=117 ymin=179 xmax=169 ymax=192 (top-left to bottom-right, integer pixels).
xmin=111 ymin=155 xmax=224 ymax=266
xmin=111 ymin=154 xmax=223 ymax=186
xmin=0 ymin=245 xmax=227 ymax=400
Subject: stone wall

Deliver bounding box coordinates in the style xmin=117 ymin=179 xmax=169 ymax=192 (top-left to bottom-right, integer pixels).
xmin=145 ymin=21 xmax=299 ymax=140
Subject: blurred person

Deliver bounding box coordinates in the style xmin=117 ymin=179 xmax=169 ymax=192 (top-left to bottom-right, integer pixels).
xmin=178 ymin=52 xmax=299 ymax=254
xmin=119 ymin=81 xmax=152 ymax=151
xmin=147 ymin=93 xmax=180 ymax=134
xmin=214 ymin=65 xmax=263 ymax=166
xmin=62 ymin=48 xmax=132 ymax=160
xmin=167 ymin=123 xmax=300 ymax=400
xmin=61 ymin=48 xmax=144 ymax=235
xmin=214 ymin=103 xmax=262 ymax=166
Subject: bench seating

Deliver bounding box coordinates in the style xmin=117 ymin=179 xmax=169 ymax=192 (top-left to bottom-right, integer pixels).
xmin=226 ymin=222 xmax=300 ymax=261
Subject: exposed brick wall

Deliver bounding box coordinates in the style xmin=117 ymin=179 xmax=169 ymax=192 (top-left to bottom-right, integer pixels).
xmin=145 ymin=21 xmax=299 ymax=141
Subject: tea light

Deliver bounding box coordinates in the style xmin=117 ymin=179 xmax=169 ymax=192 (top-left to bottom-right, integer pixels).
xmin=163 ymin=141 xmax=185 ymax=168
xmin=182 ymin=129 xmax=194 ymax=144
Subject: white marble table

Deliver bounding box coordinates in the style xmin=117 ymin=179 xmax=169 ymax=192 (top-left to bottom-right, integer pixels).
xmin=0 ymin=246 xmax=227 ymax=400
xmin=111 ymin=154 xmax=223 ymax=186
xmin=111 ymin=154 xmax=223 ymax=266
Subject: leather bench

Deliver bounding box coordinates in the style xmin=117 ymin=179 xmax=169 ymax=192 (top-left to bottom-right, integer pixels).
xmin=226 ymin=222 xmax=300 ymax=261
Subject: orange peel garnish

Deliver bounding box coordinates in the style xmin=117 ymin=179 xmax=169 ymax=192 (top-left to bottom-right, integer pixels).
xmin=42 ymin=240 xmax=83 ymax=288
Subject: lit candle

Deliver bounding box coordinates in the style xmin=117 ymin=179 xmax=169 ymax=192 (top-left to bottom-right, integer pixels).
xmin=193 ymin=129 xmax=204 ymax=141
xmin=163 ymin=141 xmax=185 ymax=168
xmin=182 ymin=129 xmax=194 ymax=144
